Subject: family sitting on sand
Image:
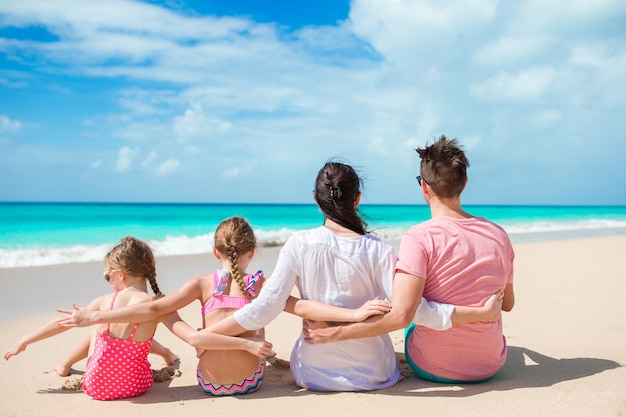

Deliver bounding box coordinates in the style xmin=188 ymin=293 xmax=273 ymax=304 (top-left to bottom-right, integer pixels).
xmin=4 ymin=135 xmax=514 ymax=399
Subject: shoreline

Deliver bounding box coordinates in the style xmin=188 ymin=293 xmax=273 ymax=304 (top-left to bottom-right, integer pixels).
xmin=1 ymin=224 xmax=625 ymax=270
xmin=0 ymin=234 xmax=625 ymax=416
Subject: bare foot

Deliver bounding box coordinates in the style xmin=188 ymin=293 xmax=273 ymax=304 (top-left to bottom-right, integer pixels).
xmin=53 ymin=363 xmax=71 ymax=377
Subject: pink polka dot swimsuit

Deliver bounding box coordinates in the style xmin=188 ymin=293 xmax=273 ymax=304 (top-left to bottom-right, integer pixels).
xmin=83 ymin=292 xmax=154 ymax=400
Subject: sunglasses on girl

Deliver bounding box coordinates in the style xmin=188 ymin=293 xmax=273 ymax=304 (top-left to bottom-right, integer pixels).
xmin=103 ymin=269 xmax=119 ymax=283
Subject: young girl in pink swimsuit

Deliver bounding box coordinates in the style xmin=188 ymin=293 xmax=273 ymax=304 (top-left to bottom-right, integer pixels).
xmin=5 ymin=236 xmax=264 ymax=400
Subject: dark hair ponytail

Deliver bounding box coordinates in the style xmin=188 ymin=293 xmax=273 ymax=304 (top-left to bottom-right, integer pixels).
xmin=315 ymin=161 xmax=368 ymax=235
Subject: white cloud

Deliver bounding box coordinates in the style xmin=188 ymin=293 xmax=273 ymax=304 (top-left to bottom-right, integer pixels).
xmin=90 ymin=159 xmax=102 ymax=169
xmin=139 ymin=151 xmax=179 ymax=176
xmin=511 ymin=0 xmax=626 ymax=34
xmin=156 ymin=158 xmax=179 ymax=176
xmin=470 ymin=67 xmax=557 ymax=102
xmin=222 ymin=167 xmax=240 ymax=178
xmin=473 ymin=36 xmax=555 ymax=67
xmin=115 ymin=146 xmax=137 ymax=172
xmin=173 ymin=106 xmax=232 ymax=144
xmin=0 ymin=0 xmax=277 ymax=88
xmin=220 ymin=160 xmax=258 ymax=179
xmin=0 ymin=115 xmax=21 ymax=133
xmin=141 ymin=151 xmax=157 ymax=169
xmin=529 ymin=109 xmax=561 ymax=128
xmin=348 ymin=0 xmax=499 ymax=64
xmin=571 ymin=41 xmax=626 ymax=84
xmin=0 ymin=77 xmax=28 ymax=88
xmin=366 ymin=137 xmax=391 ymax=157
xmin=1 ymin=0 xmax=255 ymax=50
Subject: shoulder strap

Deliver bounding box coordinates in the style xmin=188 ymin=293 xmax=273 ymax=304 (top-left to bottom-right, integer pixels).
xmin=213 ymin=269 xmax=231 ymax=296
xmin=105 ymin=292 xmax=119 ymax=334
xmin=245 ymin=270 xmax=264 ymax=298
xmin=127 ymin=322 xmax=141 ymax=341
xmin=128 ymin=297 xmax=153 ymax=341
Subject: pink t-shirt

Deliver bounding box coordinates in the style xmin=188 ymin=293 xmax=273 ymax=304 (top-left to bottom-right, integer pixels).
xmin=397 ymin=216 xmax=514 ymax=381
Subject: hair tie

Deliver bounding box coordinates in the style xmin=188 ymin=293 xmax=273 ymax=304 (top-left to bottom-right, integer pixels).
xmin=329 ymin=186 xmax=342 ymax=199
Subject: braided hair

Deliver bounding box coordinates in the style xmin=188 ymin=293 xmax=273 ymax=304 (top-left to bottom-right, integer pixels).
xmin=315 ymin=161 xmax=368 ymax=235
xmin=213 ymin=217 xmax=257 ymax=301
xmin=105 ymin=236 xmax=163 ymax=300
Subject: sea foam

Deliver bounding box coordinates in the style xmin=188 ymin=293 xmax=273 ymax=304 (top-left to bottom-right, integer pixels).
xmin=2 ymin=220 xmax=626 ymax=269
xmin=0 ymin=228 xmax=301 ymax=268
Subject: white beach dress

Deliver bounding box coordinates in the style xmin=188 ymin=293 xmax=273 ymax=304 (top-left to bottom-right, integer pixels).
xmin=234 ymin=226 xmax=453 ymax=391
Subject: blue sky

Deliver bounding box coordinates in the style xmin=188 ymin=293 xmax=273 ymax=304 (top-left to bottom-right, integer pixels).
xmin=1 ymin=0 xmax=625 ymax=205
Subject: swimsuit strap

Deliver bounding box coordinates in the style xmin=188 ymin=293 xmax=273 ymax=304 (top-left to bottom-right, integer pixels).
xmin=105 ymin=292 xmax=119 ymax=335
xmin=213 ymin=269 xmax=231 ymax=296
xmin=245 ymin=270 xmax=264 ymax=298
xmin=126 ymin=297 xmax=150 ymax=341
xmin=127 ymin=321 xmax=141 ymax=341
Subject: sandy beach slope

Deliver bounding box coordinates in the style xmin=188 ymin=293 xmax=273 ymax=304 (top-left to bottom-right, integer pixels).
xmin=0 ymin=235 xmax=624 ymax=417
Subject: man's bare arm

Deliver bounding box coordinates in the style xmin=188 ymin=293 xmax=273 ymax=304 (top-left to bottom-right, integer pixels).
xmin=304 ymin=272 xmax=425 ymax=343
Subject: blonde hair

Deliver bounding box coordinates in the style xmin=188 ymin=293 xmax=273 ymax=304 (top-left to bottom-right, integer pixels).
xmin=105 ymin=236 xmax=163 ymax=299
xmin=213 ymin=217 xmax=256 ymax=301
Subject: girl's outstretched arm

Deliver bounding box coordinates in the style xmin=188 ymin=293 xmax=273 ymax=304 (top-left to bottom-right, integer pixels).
xmin=5 ymin=294 xmax=107 ymax=360
xmin=58 ymin=275 xmax=204 ymax=328
xmin=4 ymin=319 xmax=70 ymax=360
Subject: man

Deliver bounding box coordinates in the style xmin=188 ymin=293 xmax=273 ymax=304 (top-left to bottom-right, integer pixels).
xmin=305 ymin=135 xmax=515 ymax=383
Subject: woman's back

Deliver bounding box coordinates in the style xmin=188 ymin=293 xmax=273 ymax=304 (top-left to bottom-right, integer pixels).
xmin=293 ymin=227 xmax=393 ymax=305
xmin=284 ymin=227 xmax=402 ymax=391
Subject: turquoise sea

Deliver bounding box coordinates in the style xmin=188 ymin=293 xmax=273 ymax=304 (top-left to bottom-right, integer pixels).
xmin=1 ymin=202 xmax=626 ymax=268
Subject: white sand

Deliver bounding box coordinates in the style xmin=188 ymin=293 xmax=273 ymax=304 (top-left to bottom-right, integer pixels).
xmin=1 ymin=235 xmax=625 ymax=417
